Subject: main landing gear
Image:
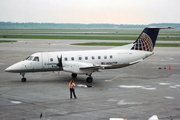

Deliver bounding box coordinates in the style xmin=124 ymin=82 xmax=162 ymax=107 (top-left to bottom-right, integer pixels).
xmin=86 ymin=76 xmax=93 ymax=83
xmin=86 ymin=73 xmax=93 ymax=83
xmin=71 ymin=73 xmax=93 ymax=83
xmin=20 ymin=73 xmax=26 ymax=82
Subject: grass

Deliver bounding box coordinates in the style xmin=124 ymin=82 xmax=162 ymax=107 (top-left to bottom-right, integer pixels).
xmin=0 ymin=28 xmax=179 ymax=36
xmin=155 ymin=43 xmax=180 ymax=47
xmin=0 ymin=28 xmax=141 ymax=34
xmin=0 ymin=35 xmax=136 ymax=40
xmin=0 ymin=40 xmax=17 ymax=43
xmin=71 ymin=42 xmax=180 ymax=47
xmin=0 ymin=28 xmax=179 ymax=41
xmin=0 ymin=35 xmax=180 ymax=41
xmin=72 ymin=42 xmax=130 ymax=46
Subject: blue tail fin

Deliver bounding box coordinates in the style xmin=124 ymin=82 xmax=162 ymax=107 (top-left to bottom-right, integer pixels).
xmin=131 ymin=28 xmax=160 ymax=52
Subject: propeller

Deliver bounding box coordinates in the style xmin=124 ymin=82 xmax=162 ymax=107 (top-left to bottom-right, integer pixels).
xmin=57 ymin=55 xmax=63 ymax=71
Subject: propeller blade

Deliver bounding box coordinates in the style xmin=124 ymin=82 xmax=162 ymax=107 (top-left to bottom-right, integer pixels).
xmin=57 ymin=55 xmax=63 ymax=70
xmin=59 ymin=55 xmax=62 ymax=68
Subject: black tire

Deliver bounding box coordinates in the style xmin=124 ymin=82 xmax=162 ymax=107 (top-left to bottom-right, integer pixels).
xmin=72 ymin=73 xmax=77 ymax=78
xmin=21 ymin=78 xmax=26 ymax=82
xmin=86 ymin=77 xmax=93 ymax=83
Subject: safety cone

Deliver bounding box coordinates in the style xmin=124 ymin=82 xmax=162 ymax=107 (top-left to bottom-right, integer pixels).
xmin=169 ymin=65 xmax=171 ymax=70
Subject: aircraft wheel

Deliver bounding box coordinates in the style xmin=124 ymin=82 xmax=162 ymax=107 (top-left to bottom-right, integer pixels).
xmin=21 ymin=78 xmax=26 ymax=82
xmin=72 ymin=73 xmax=77 ymax=78
xmin=86 ymin=77 xmax=93 ymax=83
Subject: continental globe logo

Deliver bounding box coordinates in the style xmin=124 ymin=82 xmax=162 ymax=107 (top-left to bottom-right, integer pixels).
xmin=131 ymin=33 xmax=153 ymax=52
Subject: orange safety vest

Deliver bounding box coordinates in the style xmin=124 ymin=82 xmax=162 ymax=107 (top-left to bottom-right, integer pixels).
xmin=69 ymin=83 xmax=73 ymax=89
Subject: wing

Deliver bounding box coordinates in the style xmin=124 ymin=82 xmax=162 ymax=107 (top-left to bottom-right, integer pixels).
xmin=63 ymin=61 xmax=111 ymax=73
xmin=80 ymin=64 xmax=111 ymax=70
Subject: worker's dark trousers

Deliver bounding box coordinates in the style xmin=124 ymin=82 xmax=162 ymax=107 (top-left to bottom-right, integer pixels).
xmin=70 ymin=88 xmax=77 ymax=99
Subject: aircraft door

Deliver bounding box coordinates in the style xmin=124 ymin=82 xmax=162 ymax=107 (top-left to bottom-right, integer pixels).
xmin=42 ymin=53 xmax=49 ymax=69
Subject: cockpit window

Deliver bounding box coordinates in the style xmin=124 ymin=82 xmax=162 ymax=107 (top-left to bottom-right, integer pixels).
xmin=33 ymin=57 xmax=39 ymax=61
xmin=26 ymin=56 xmax=33 ymax=61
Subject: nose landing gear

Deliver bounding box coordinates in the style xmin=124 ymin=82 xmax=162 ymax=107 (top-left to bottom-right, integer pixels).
xmin=71 ymin=73 xmax=77 ymax=78
xmin=86 ymin=76 xmax=93 ymax=83
xmin=20 ymin=73 xmax=26 ymax=82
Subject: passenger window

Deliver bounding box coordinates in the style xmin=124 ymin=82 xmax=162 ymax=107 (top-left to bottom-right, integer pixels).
xmin=98 ymin=56 xmax=101 ymax=59
xmin=71 ymin=57 xmax=74 ymax=61
xmin=104 ymin=56 xmax=107 ymax=59
xmin=92 ymin=56 xmax=95 ymax=60
xmin=79 ymin=57 xmax=82 ymax=60
xmin=85 ymin=56 xmax=88 ymax=60
xmin=50 ymin=58 xmax=53 ymax=62
xmin=110 ymin=55 xmax=113 ymax=59
xmin=65 ymin=57 xmax=68 ymax=61
xmin=33 ymin=57 xmax=39 ymax=61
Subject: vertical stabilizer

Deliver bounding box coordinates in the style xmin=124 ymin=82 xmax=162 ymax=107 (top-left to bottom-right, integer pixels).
xmin=131 ymin=27 xmax=172 ymax=52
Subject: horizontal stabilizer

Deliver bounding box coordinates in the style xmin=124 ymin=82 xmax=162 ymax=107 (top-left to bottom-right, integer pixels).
xmin=129 ymin=59 xmax=143 ymax=65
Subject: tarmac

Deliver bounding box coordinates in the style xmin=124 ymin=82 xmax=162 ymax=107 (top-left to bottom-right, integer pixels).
xmin=0 ymin=38 xmax=180 ymax=120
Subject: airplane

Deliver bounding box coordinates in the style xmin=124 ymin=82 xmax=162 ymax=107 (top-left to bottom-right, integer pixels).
xmin=5 ymin=27 xmax=172 ymax=83
xmin=109 ymin=115 xmax=159 ymax=120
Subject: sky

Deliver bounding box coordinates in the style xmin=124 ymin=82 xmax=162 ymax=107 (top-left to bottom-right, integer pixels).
xmin=0 ymin=0 xmax=180 ymax=24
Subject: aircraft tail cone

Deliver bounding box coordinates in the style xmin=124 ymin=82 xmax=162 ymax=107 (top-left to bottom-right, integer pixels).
xmin=169 ymin=65 xmax=171 ymax=70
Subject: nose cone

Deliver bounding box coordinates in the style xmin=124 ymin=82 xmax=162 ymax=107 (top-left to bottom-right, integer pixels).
xmin=5 ymin=66 xmax=11 ymax=72
xmin=5 ymin=61 xmax=24 ymax=73
xmin=5 ymin=65 xmax=16 ymax=72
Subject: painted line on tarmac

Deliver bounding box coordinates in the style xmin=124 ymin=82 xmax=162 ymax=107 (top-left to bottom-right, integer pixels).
xmin=2 ymin=94 xmax=44 ymax=103
xmin=159 ymin=82 xmax=180 ymax=93
xmin=169 ymin=84 xmax=180 ymax=93
xmin=105 ymin=74 xmax=125 ymax=82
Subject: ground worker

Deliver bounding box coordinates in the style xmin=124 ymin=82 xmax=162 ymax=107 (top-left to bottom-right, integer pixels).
xmin=69 ymin=80 xmax=77 ymax=99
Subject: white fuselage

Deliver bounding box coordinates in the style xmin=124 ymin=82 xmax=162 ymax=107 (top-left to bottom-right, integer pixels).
xmin=5 ymin=49 xmax=153 ymax=75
